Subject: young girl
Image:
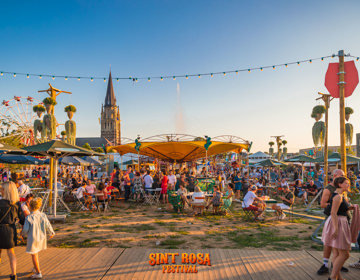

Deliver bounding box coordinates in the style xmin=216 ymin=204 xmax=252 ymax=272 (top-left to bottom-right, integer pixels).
xmin=22 ymin=198 xmax=55 ymax=279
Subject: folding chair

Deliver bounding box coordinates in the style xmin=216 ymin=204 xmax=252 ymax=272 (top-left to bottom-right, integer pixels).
xmin=84 ymin=192 xmax=97 ymax=211
xmin=241 ymin=206 xmax=256 ymax=221
xmin=95 ymin=193 xmax=110 ymax=212
xmin=192 ymin=196 xmax=205 ymax=215
xmin=143 ymin=189 xmax=156 ymax=205
xmin=73 ymin=192 xmax=87 ymax=211
xmin=110 ymin=188 xmax=124 ymax=206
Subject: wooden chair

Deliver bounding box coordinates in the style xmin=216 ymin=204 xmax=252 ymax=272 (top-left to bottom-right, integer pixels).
xmin=192 ymin=196 xmax=205 ymax=215
xmin=83 ymin=192 xmax=96 ymax=211
xmin=110 ymin=188 xmax=124 ymax=206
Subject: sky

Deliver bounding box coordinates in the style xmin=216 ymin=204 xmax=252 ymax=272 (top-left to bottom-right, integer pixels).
xmin=1 ymin=0 xmax=360 ymax=153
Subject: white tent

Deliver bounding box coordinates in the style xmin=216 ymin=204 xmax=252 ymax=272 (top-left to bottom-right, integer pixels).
xmin=249 ymin=151 xmax=271 ymax=163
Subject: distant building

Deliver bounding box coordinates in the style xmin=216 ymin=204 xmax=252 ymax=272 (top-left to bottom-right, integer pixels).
xmin=76 ymin=71 xmax=121 ymax=149
xmin=299 ymin=145 xmax=357 ymax=157
xmin=248 ymin=151 xmax=270 ymax=163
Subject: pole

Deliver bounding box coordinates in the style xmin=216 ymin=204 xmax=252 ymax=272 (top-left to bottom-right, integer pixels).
xmin=338 ymin=50 xmax=347 ymax=175
xmin=205 ymin=150 xmax=208 ymax=177
xmin=137 ymin=151 xmax=140 ymax=171
xmin=323 ymin=94 xmax=330 ymax=185
xmin=53 ymin=158 xmax=58 ymax=217
xmin=49 ymin=158 xmax=54 ymax=212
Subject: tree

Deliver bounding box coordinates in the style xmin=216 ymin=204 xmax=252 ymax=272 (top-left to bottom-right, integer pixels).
xmin=82 ymin=143 xmax=92 ymax=150
xmin=95 ymin=147 xmax=104 ymax=153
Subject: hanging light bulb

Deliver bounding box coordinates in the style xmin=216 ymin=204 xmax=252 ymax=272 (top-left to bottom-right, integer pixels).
xmin=26 ymin=74 xmax=29 ymax=78
xmin=198 ymin=74 xmax=201 ymax=78
xmin=248 ymin=69 xmax=251 ymax=73
xmin=90 ymin=77 xmax=94 ymax=82
xmin=235 ymin=70 xmax=239 ymax=75
xmin=77 ymin=77 xmax=80 ymax=81
xmin=52 ymin=76 xmax=55 ymax=80
xmin=148 ymin=77 xmax=151 ymax=82
xmin=260 ymin=67 xmax=263 ymax=71
xmin=321 ymin=57 xmax=324 ymax=61
xmin=13 ymin=73 xmax=16 ymax=77
xmin=223 ymin=72 xmax=226 ymax=76
xmin=210 ymin=73 xmax=213 ymax=78
xmin=185 ymin=75 xmax=188 ymax=79
xmin=116 ymin=78 xmax=119 ymax=82
xmin=39 ymin=75 xmax=42 ymax=79
xmin=357 ymin=57 xmax=360 ymax=61
xmin=297 ymin=62 xmax=300 ymax=66
xmin=285 ymin=64 xmax=288 ymax=68
xmin=65 ymin=76 xmax=68 ymax=80
xmin=135 ymin=78 xmax=138 ymax=82
xmin=0 ymin=72 xmax=3 ymax=76
xmin=272 ymin=66 xmax=276 ymax=70
xmin=173 ymin=76 xmax=176 ymax=80
xmin=160 ymin=77 xmax=163 ymax=81
xmin=309 ymin=59 xmax=312 ymax=63
xmin=104 ymin=78 xmax=106 ymax=82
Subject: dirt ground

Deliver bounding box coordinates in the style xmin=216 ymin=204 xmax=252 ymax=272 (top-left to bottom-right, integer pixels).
xmin=47 ymin=201 xmax=323 ymax=251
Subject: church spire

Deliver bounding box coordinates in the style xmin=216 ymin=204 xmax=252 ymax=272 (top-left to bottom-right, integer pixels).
xmin=104 ymin=71 xmax=116 ymax=106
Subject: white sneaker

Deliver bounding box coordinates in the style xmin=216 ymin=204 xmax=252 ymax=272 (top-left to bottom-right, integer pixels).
xmin=234 ymin=199 xmax=241 ymax=202
xmin=280 ymin=213 xmax=286 ymax=220
xmin=30 ymin=273 xmax=43 ymax=279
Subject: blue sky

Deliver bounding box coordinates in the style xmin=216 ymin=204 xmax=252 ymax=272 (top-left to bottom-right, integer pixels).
xmin=1 ymin=0 xmax=360 ymax=152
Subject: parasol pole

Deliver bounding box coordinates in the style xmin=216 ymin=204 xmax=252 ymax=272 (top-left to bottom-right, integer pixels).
xmin=338 ymin=50 xmax=347 ymax=175
xmin=53 ymin=157 xmax=58 ymax=217
xmin=49 ymin=158 xmax=54 ymax=213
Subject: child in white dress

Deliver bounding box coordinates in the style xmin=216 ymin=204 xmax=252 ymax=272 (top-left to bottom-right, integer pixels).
xmin=22 ymin=198 xmax=55 ymax=279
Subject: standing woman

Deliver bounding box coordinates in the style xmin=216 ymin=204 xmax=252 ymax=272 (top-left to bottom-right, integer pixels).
xmin=0 ymin=181 xmax=20 ymax=280
xmin=160 ymin=171 xmax=168 ymax=204
xmin=321 ymin=176 xmax=354 ymax=280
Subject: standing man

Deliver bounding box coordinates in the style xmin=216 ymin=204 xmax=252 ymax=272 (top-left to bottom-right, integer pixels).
xmin=233 ymin=171 xmax=242 ymax=202
xmin=112 ymin=167 xmax=121 ymax=191
xmin=317 ymin=169 xmax=348 ymax=275
xmin=167 ymin=170 xmax=177 ymax=190
xmin=144 ymin=170 xmax=153 ymax=193
xmin=241 ymin=172 xmax=250 ymax=197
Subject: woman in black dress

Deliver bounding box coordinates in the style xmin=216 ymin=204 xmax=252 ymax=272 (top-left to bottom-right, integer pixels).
xmin=0 ymin=181 xmax=20 ymax=280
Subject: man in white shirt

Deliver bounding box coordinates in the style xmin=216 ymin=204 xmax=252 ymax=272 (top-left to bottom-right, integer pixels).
xmin=144 ymin=170 xmax=153 ymax=191
xmin=242 ymin=185 xmax=265 ymax=220
xmin=167 ymin=170 xmax=176 ymax=188
xmin=18 ymin=180 xmax=31 ymax=198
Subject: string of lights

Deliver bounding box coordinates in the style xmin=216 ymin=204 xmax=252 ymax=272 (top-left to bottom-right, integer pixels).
xmin=0 ymin=53 xmax=356 ymax=83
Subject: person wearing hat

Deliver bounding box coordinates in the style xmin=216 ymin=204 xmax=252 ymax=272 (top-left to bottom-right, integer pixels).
xmin=242 ymin=185 xmax=265 ymax=220
xmin=272 ymin=185 xmax=294 ymax=220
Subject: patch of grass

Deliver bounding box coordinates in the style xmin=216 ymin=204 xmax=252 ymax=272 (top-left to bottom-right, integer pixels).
xmin=109 ymin=224 xmax=156 ymax=233
xmin=176 ymin=231 xmax=190 ymax=235
xmin=144 ymin=234 xmax=162 ymax=239
xmin=80 ymin=239 xmax=98 ymax=248
xmin=101 ymin=216 xmax=112 ymax=220
xmin=160 ymin=238 xmax=186 ymax=249
xmin=80 ymin=225 xmax=90 ymax=228
xmin=228 ymin=229 xmax=300 ymax=248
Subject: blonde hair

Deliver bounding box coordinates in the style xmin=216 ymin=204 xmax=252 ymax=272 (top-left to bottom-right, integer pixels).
xmin=29 ymin=197 xmax=42 ymax=211
xmin=1 ymin=181 xmax=19 ymax=205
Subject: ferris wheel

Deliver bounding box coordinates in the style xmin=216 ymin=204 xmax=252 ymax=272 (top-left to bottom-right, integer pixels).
xmin=0 ymin=96 xmax=42 ymax=146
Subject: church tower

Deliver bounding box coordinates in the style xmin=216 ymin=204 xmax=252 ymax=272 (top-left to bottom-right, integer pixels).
xmin=101 ymin=71 xmax=121 ymax=145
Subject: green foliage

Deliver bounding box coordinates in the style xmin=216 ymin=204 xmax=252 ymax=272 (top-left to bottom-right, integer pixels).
xmin=194 ymin=137 xmax=205 ymax=141
xmin=82 ymin=143 xmax=92 ymax=150
xmin=61 ymin=130 xmax=66 ymax=136
xmin=95 ymin=147 xmax=104 ymax=153
xmin=268 ymin=141 xmax=275 ymax=147
xmin=312 ymin=121 xmax=325 ymax=147
xmin=345 ymin=107 xmax=354 ymax=115
xmin=312 ymin=105 xmax=326 ymax=115
xmin=42 ymin=97 xmax=57 ymax=105
xmin=345 ymin=123 xmax=353 ymax=146
xmin=64 ymin=105 xmax=77 ymax=113
xmin=282 ymin=140 xmax=287 ymax=146
xmin=32 ymin=104 xmax=45 ymax=112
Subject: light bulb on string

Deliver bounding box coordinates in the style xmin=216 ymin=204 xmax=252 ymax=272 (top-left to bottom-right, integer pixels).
xmin=90 ymin=77 xmax=93 ymax=82
xmin=248 ymin=69 xmax=251 ymax=73
xmin=309 ymin=60 xmax=312 ymax=63
xmin=185 ymin=75 xmax=188 ymax=79
xmin=285 ymin=64 xmax=288 ymax=68
xmin=0 ymin=72 xmax=3 ymax=76
xmin=198 ymin=74 xmax=201 ymax=78
xmin=135 ymin=78 xmax=138 ymax=82
xmin=260 ymin=67 xmax=263 ymax=71
xmin=116 ymin=78 xmax=119 ymax=82
xmin=357 ymin=57 xmax=359 ymax=61
xmin=26 ymin=74 xmax=29 ymax=78
xmin=173 ymin=76 xmax=176 ymax=80
xmin=39 ymin=75 xmax=42 ymax=79
xmin=13 ymin=73 xmax=16 ymax=77
xmin=272 ymin=66 xmax=276 ymax=70
xmin=148 ymin=77 xmax=151 ymax=82
xmin=104 ymin=78 xmax=106 ymax=82
xmin=160 ymin=77 xmax=163 ymax=81
xmin=321 ymin=57 xmax=324 ymax=61
xmin=52 ymin=76 xmax=55 ymax=80
xmin=77 ymin=77 xmax=80 ymax=81
xmin=297 ymin=62 xmax=300 ymax=66
xmin=235 ymin=70 xmax=238 ymax=75
xmin=210 ymin=73 xmax=213 ymax=78
xmin=223 ymin=72 xmax=226 ymax=76
xmin=65 ymin=76 xmax=68 ymax=80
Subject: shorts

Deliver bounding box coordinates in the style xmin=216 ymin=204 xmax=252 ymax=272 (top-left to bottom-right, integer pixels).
xmin=235 ymin=184 xmax=242 ymax=191
xmin=275 ymin=203 xmax=290 ymax=210
xmin=297 ymin=190 xmax=305 ymax=197
xmin=243 ymin=205 xmax=260 ymax=211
